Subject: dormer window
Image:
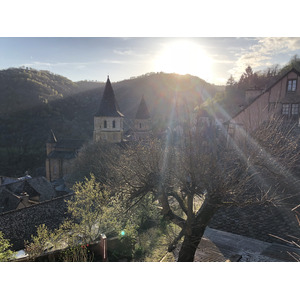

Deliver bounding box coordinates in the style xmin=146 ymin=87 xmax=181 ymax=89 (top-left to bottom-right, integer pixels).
xmin=287 ymin=79 xmax=297 ymax=92
xmin=112 ymin=120 xmax=116 ymax=128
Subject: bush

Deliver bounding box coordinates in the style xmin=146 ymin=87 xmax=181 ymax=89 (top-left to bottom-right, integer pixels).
xmin=0 ymin=231 xmax=15 ymax=262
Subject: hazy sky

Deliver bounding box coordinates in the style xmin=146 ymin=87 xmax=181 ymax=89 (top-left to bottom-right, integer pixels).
xmin=1 ymin=1 xmax=300 ymax=86
xmin=1 ymin=37 xmax=300 ymax=85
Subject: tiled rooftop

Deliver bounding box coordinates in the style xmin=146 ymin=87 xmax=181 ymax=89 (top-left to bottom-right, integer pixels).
xmin=209 ymin=201 xmax=299 ymax=246
xmin=173 ymin=227 xmax=300 ymax=262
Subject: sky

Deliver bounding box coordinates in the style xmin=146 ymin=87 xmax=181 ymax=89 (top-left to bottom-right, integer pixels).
xmin=1 ymin=37 xmax=300 ymax=85
xmin=1 ymin=1 xmax=300 ymax=87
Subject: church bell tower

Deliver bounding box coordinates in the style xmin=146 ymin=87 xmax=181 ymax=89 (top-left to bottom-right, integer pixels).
xmin=134 ymin=96 xmax=152 ymax=140
xmin=93 ymin=76 xmax=124 ymax=143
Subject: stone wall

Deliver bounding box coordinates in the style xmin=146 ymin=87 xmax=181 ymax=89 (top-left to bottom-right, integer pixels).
xmin=0 ymin=195 xmax=72 ymax=250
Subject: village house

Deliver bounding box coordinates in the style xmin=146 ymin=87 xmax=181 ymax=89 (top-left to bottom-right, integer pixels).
xmin=0 ymin=176 xmax=57 ymax=213
xmin=228 ymin=67 xmax=300 ymax=139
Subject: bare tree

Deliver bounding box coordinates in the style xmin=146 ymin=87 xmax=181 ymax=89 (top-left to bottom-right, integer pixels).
xmin=110 ymin=111 xmax=300 ymax=261
xmin=66 ymin=140 xmax=122 ymax=186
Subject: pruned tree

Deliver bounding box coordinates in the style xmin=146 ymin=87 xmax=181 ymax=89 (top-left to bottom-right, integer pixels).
xmin=109 ymin=110 xmax=300 ymax=261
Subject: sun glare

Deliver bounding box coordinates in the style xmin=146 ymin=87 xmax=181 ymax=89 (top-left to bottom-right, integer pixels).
xmin=153 ymin=40 xmax=213 ymax=82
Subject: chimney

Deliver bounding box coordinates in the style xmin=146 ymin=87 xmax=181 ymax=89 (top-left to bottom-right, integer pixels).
xmin=17 ymin=192 xmax=30 ymax=209
xmin=245 ymin=87 xmax=263 ymax=104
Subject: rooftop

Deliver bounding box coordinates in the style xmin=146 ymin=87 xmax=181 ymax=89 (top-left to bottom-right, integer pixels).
xmin=173 ymin=227 xmax=300 ymax=262
xmin=135 ymin=96 xmax=151 ymax=119
xmin=95 ymin=76 xmax=124 ymax=118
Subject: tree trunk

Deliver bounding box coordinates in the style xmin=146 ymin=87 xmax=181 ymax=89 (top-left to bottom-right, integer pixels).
xmin=177 ymin=195 xmax=220 ymax=262
xmin=177 ymin=224 xmax=206 ymax=262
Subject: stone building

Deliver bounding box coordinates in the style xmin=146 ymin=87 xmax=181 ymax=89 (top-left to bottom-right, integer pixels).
xmin=45 ymin=130 xmax=85 ymax=181
xmin=46 ymin=76 xmax=152 ymax=181
xmin=93 ymin=76 xmax=124 ymax=143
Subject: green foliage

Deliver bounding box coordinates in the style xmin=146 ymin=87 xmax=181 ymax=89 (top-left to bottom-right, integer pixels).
xmin=0 ymin=231 xmax=15 ymax=262
xmin=134 ymin=223 xmax=179 ymax=262
xmin=66 ymin=174 xmax=135 ymax=244
xmin=59 ymin=244 xmax=94 ymax=262
xmin=24 ymin=174 xmax=170 ymax=261
xmin=24 ymin=224 xmax=61 ymax=259
xmin=25 ymin=175 xmax=138 ymax=259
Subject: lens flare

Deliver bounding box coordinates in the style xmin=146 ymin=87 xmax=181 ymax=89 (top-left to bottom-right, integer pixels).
xmin=153 ymin=40 xmax=213 ymax=82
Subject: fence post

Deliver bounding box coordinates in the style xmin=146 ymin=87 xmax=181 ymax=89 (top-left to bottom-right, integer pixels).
xmin=100 ymin=234 xmax=108 ymax=261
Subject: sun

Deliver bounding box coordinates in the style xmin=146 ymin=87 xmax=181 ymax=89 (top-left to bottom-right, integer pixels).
xmin=153 ymin=40 xmax=213 ymax=82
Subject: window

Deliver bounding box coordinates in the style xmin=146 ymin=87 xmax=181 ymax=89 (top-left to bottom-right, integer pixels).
xmin=112 ymin=120 xmax=116 ymax=128
xmin=282 ymin=104 xmax=290 ymax=115
xmin=104 ymin=120 xmax=107 ymax=128
xmin=139 ymin=123 xmax=142 ymax=129
xmin=287 ymin=79 xmax=297 ymax=92
xmin=292 ymin=103 xmax=299 ymax=115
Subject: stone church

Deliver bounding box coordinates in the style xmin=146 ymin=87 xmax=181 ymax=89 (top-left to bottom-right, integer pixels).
xmin=46 ymin=76 xmax=152 ymax=181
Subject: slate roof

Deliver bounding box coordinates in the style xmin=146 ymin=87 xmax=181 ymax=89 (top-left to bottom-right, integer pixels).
xmin=95 ymin=76 xmax=124 ymax=118
xmin=48 ymin=150 xmax=77 ymax=160
xmin=173 ymin=227 xmax=300 ymax=262
xmin=135 ymin=96 xmax=151 ymax=119
xmin=209 ymin=200 xmax=300 ymax=247
xmin=55 ymin=139 xmax=85 ymax=150
xmin=0 ymin=189 xmax=20 ymax=213
xmin=14 ymin=180 xmax=40 ymax=198
xmin=27 ymin=177 xmax=57 ymax=201
xmin=0 ymin=176 xmax=56 ymax=205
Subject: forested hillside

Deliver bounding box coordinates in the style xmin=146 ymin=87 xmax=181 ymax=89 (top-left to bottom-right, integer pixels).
xmin=0 ymin=68 xmax=102 ymax=115
xmin=0 ymin=68 xmax=221 ymax=177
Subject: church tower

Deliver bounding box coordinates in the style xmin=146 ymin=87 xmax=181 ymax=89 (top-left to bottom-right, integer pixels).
xmin=93 ymin=76 xmax=124 ymax=143
xmin=134 ymin=96 xmax=152 ymax=140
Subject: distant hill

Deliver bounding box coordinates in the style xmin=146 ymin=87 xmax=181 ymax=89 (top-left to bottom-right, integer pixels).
xmin=0 ymin=67 xmax=103 ymax=115
xmin=0 ymin=68 xmax=222 ymax=177
xmin=114 ymin=72 xmax=222 ymax=119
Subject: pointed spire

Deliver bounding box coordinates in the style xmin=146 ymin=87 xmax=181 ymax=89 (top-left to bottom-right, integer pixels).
xmin=95 ymin=77 xmax=124 ymax=117
xmin=135 ymin=96 xmax=150 ymax=119
xmin=47 ymin=129 xmax=57 ymax=143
